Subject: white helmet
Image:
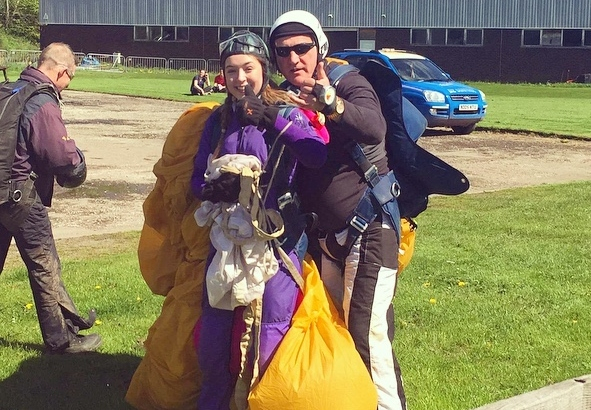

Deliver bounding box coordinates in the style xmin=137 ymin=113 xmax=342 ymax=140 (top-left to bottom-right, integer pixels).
xmin=269 ymin=10 xmax=329 ymax=59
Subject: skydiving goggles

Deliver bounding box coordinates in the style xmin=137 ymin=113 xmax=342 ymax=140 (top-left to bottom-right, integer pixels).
xmin=219 ymin=30 xmax=269 ymax=59
xmin=274 ymin=42 xmax=316 ymax=58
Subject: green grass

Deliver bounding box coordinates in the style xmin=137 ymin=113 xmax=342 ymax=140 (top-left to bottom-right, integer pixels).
xmin=397 ymin=181 xmax=591 ymax=409
xmin=472 ymin=82 xmax=591 ymax=138
xmin=1 ymin=183 xmax=590 ymax=409
xmin=0 ymin=232 xmax=162 ymax=409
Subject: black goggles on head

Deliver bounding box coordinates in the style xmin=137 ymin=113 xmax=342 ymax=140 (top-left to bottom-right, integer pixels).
xmin=219 ymin=33 xmax=268 ymax=59
xmin=274 ymin=42 xmax=316 ymax=58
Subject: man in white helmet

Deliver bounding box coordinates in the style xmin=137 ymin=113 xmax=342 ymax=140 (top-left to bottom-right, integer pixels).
xmin=270 ymin=10 xmax=407 ymax=410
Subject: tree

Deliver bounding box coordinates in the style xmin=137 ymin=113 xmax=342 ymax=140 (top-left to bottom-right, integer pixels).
xmin=0 ymin=0 xmax=39 ymax=43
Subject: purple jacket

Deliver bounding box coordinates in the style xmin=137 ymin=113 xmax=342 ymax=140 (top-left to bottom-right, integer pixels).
xmin=13 ymin=67 xmax=83 ymax=206
xmin=191 ymin=106 xmax=327 ymax=204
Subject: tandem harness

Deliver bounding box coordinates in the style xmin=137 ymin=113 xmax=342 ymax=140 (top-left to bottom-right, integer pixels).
xmin=320 ymin=142 xmax=402 ymax=262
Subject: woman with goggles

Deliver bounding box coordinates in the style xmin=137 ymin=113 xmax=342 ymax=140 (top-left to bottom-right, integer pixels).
xmin=190 ymin=30 xmax=328 ymax=409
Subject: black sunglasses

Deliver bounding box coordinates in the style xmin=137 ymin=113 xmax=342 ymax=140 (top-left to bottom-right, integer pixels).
xmin=274 ymin=42 xmax=316 ymax=58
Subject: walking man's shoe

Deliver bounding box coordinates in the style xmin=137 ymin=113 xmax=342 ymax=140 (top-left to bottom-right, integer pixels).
xmin=63 ymin=334 xmax=102 ymax=354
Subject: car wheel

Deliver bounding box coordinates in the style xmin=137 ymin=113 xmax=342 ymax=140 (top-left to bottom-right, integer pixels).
xmin=452 ymin=124 xmax=476 ymax=135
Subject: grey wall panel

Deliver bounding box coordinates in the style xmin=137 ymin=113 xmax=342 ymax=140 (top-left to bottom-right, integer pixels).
xmin=40 ymin=0 xmax=591 ymax=29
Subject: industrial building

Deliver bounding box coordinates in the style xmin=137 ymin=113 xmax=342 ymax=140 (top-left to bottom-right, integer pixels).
xmin=39 ymin=0 xmax=591 ymax=82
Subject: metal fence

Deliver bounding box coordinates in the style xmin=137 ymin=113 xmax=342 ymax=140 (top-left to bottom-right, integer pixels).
xmin=126 ymin=56 xmax=167 ymax=71
xmin=0 ymin=49 xmax=220 ymax=73
xmin=168 ymin=58 xmax=207 ymax=72
xmin=0 ymin=49 xmax=41 ymax=67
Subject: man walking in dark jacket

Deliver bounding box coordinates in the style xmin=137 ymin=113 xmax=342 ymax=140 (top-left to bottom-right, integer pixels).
xmin=0 ymin=42 xmax=101 ymax=354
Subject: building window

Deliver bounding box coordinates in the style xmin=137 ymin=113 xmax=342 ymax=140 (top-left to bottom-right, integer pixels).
xmin=447 ymin=29 xmax=465 ymax=45
xmin=134 ymin=26 xmax=189 ymax=42
xmin=218 ymin=27 xmax=268 ymax=43
xmin=410 ymin=28 xmax=482 ymax=46
xmin=359 ymin=28 xmax=376 ymax=50
xmin=523 ymin=30 xmax=540 ymax=46
xmin=219 ymin=27 xmax=233 ymax=43
xmin=522 ymin=29 xmax=589 ymax=47
xmin=541 ymin=29 xmax=561 ymax=46
xmin=411 ymin=29 xmax=428 ymax=45
xmin=431 ymin=29 xmax=446 ymax=45
xmin=466 ymin=29 xmax=483 ymax=45
xmin=250 ymin=27 xmax=265 ymax=39
xmin=134 ymin=26 xmax=148 ymax=41
xmin=562 ymin=29 xmax=582 ymax=47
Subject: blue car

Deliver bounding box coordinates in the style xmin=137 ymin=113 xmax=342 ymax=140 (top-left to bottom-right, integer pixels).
xmin=330 ymin=49 xmax=487 ymax=134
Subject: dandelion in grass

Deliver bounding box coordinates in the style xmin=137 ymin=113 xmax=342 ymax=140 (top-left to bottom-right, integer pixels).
xmin=458 ymin=281 xmax=466 ymax=287
xmin=429 ymin=298 xmax=437 ymax=305
xmin=95 ymin=319 xmax=103 ymax=326
xmin=136 ymin=296 xmax=142 ymax=302
xmin=25 ymin=303 xmax=33 ymax=310
xmin=95 ymin=285 xmax=102 ymax=290
xmin=423 ymin=282 xmax=431 ymax=288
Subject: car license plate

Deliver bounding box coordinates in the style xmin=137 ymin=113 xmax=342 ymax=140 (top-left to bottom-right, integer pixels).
xmin=459 ymin=104 xmax=478 ymax=111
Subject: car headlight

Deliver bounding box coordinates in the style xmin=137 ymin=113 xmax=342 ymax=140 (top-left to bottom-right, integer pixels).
xmin=423 ymin=90 xmax=446 ymax=103
xmin=478 ymin=90 xmax=486 ymax=101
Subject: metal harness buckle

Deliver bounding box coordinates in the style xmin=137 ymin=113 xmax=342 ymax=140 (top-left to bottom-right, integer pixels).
xmin=277 ymin=192 xmax=296 ymax=210
xmin=364 ymin=165 xmax=381 ymax=187
xmin=349 ymin=214 xmax=369 ymax=233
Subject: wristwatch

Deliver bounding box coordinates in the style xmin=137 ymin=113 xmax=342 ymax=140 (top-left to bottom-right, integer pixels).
xmin=317 ymin=85 xmax=337 ymax=107
xmin=327 ymin=97 xmax=345 ymax=121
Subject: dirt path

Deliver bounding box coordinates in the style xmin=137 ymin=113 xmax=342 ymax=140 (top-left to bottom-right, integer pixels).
xmin=50 ymin=90 xmax=591 ymax=239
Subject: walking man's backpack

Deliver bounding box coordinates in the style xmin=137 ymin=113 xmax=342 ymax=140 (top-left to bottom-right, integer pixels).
xmin=0 ymin=81 xmax=57 ymax=232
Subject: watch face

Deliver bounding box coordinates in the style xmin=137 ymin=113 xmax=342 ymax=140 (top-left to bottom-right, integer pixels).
xmin=322 ymin=86 xmax=336 ymax=105
xmin=335 ymin=97 xmax=345 ymax=114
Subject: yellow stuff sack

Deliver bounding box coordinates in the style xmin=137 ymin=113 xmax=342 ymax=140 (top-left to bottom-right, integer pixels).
xmin=398 ymin=217 xmax=417 ymax=273
xmin=248 ymin=256 xmax=378 ymax=410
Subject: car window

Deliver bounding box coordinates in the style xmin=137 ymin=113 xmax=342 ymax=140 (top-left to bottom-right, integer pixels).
xmin=390 ymin=59 xmax=449 ymax=81
xmin=343 ymin=56 xmax=368 ymax=70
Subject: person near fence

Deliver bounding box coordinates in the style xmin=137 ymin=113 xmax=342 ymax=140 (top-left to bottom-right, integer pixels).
xmin=190 ymin=69 xmax=212 ymax=95
xmin=0 ymin=42 xmax=102 ymax=354
xmin=190 ymin=30 xmax=327 ymax=409
xmin=212 ymin=69 xmax=226 ymax=92
xmin=269 ymin=10 xmax=407 ymax=409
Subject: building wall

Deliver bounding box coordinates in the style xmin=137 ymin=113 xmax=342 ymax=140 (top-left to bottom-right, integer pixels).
xmin=370 ymin=28 xmax=591 ymax=82
xmin=40 ymin=25 xmax=218 ymax=59
xmin=40 ymin=25 xmax=591 ymax=82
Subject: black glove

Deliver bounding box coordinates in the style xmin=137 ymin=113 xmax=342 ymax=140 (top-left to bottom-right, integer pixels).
xmin=235 ymin=85 xmax=279 ymax=129
xmin=56 ymin=147 xmax=87 ymax=188
xmin=201 ymin=172 xmax=241 ymax=203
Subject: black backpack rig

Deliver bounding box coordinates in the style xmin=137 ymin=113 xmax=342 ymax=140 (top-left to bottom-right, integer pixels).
xmin=0 ymin=80 xmax=58 ymax=232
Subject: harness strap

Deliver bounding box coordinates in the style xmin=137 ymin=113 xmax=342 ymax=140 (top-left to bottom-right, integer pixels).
xmin=318 ymin=142 xmax=403 ymax=262
xmin=347 ymin=142 xmax=401 ymax=234
xmin=347 ymin=142 xmax=382 ymax=188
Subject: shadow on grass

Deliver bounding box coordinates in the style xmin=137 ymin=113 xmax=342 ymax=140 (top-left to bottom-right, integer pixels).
xmin=0 ymin=338 xmax=139 ymax=410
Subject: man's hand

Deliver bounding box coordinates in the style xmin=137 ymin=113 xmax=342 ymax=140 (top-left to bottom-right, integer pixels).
xmin=287 ymin=61 xmax=334 ymax=112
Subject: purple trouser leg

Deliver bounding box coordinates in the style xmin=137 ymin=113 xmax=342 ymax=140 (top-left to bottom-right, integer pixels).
xmin=197 ymin=288 xmax=235 ymax=410
xmin=258 ymin=251 xmax=300 ymax=374
xmin=197 ymin=249 xmax=300 ymax=409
